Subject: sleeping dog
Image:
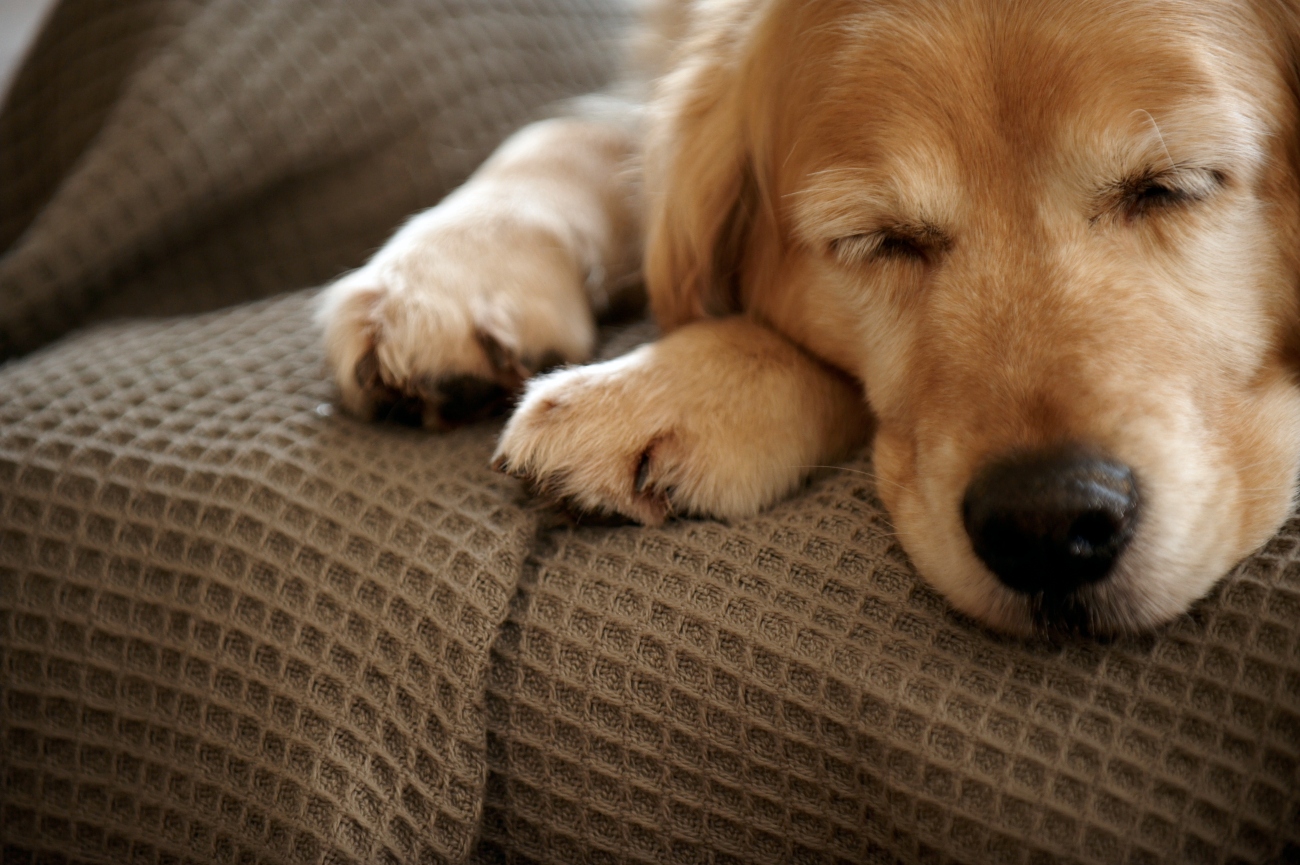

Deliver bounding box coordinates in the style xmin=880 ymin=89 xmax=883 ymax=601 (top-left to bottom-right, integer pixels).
xmin=319 ymin=0 xmax=1300 ymax=635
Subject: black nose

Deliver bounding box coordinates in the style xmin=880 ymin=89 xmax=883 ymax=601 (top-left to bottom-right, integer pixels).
xmin=962 ymin=449 xmax=1139 ymax=595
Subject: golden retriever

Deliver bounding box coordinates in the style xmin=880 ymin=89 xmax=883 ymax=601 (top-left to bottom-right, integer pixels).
xmin=318 ymin=0 xmax=1300 ymax=635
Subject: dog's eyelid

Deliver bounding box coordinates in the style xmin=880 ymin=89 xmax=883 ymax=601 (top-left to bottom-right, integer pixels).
xmin=1100 ymin=165 xmax=1225 ymax=222
xmin=1138 ymin=165 xmax=1222 ymax=192
xmin=829 ymin=223 xmax=949 ymax=265
xmin=826 ymin=234 xmax=878 ymax=262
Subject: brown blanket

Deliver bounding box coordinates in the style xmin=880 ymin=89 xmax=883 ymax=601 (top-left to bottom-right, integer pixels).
xmin=2 ymin=3 xmax=1298 ymax=864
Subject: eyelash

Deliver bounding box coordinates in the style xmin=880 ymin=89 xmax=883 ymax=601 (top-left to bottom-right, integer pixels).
xmin=1125 ymin=179 xmax=1194 ymax=217
xmin=828 ymin=168 xmax=1221 ymax=259
xmin=876 ymin=232 xmax=929 ymax=260
xmin=1119 ymin=169 xmax=1223 ymax=219
xmin=830 ymin=228 xmax=941 ymax=265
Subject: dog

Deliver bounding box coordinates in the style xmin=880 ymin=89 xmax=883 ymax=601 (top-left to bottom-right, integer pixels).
xmin=318 ymin=0 xmax=1300 ymax=635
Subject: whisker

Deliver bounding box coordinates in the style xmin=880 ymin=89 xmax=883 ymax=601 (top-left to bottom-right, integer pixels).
xmin=788 ymin=463 xmax=918 ymax=498
xmin=790 ymin=463 xmax=875 ymax=477
xmin=1133 ymin=108 xmax=1175 ymax=170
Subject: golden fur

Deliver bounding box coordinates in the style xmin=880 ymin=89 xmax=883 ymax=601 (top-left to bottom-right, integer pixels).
xmin=319 ymin=0 xmax=1300 ymax=634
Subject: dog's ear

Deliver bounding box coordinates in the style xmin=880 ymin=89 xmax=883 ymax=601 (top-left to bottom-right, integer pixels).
xmin=643 ymin=8 xmax=761 ymax=331
xmin=1268 ymin=0 xmax=1300 ymax=365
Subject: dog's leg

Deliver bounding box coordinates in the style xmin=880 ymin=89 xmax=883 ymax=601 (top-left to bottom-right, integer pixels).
xmin=493 ymin=316 xmax=872 ymax=524
xmin=317 ymin=105 xmax=641 ymax=428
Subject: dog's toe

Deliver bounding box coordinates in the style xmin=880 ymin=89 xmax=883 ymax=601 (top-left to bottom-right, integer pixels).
xmin=491 ymin=364 xmax=682 ymax=525
xmin=322 ymin=276 xmax=581 ymax=431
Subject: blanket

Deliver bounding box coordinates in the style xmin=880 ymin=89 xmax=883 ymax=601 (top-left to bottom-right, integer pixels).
xmin=2 ymin=2 xmax=1298 ymax=864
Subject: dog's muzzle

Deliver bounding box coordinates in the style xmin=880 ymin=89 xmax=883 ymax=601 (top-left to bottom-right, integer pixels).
xmin=962 ymin=447 xmax=1140 ymax=597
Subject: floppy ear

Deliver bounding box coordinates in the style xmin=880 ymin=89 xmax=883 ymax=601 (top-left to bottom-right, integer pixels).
xmin=642 ymin=8 xmax=759 ymax=331
xmin=1271 ymin=0 xmax=1300 ymax=360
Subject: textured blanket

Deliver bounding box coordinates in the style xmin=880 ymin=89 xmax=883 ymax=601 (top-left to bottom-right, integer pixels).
xmin=2 ymin=3 xmax=1299 ymax=864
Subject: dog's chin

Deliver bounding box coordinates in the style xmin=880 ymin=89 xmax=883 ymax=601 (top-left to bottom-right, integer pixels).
xmin=904 ymin=528 xmax=1248 ymax=638
xmin=920 ymin=568 xmax=1170 ymax=638
xmin=969 ymin=570 xmax=1192 ymax=638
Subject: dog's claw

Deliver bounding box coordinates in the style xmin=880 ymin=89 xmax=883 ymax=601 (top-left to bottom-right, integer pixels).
xmin=634 ymin=449 xmax=654 ymax=494
xmin=476 ymin=328 xmax=529 ymax=388
xmin=355 ymin=346 xmax=384 ymax=391
xmin=491 ymin=455 xmax=532 ymax=481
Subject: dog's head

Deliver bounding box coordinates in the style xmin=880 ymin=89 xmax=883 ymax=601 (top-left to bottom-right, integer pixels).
xmin=645 ymin=0 xmax=1300 ymax=633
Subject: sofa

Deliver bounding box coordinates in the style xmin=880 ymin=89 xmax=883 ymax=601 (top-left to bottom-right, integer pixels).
xmin=1 ymin=2 xmax=1298 ymax=863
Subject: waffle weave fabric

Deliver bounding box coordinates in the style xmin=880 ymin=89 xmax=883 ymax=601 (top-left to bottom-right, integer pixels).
xmin=1 ymin=2 xmax=1300 ymax=865
xmin=1 ymin=295 xmax=542 ymax=864
xmin=0 ymin=0 xmax=627 ymax=358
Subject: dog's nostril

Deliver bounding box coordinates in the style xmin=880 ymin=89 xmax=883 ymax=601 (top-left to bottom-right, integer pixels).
xmin=1066 ymin=510 xmax=1123 ymax=556
xmin=962 ymin=448 xmax=1139 ymax=596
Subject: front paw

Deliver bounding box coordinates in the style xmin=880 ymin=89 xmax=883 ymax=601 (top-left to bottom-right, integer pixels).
xmin=491 ymin=356 xmax=693 ymax=524
xmin=316 ymin=209 xmax=595 ymax=429
xmin=491 ymin=320 xmax=871 ymax=524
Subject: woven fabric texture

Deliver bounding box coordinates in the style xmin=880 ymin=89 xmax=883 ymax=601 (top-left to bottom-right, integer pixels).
xmin=2 ymin=2 xmax=1300 ymax=865
xmin=0 ymin=0 xmax=626 ymax=357
xmin=476 ymin=498 xmax=1300 ymax=865
xmin=1 ymin=294 xmax=548 ymax=864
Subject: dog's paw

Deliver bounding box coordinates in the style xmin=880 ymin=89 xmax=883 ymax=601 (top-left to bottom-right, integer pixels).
xmin=317 ymin=204 xmax=596 ymax=429
xmin=491 ymin=320 xmax=872 ymax=524
xmin=490 ymin=356 xmax=715 ymax=525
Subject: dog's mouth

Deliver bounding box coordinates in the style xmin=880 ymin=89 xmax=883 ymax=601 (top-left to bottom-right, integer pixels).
xmin=945 ymin=443 xmax=1159 ymax=635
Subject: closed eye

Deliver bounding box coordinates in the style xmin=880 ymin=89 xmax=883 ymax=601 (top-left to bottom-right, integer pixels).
xmin=1125 ymin=177 xmax=1199 ymax=217
xmin=830 ymin=223 xmax=949 ymax=265
xmin=1111 ymin=167 xmax=1224 ymax=221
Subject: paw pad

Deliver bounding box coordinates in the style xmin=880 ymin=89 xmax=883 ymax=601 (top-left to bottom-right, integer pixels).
xmin=351 ymin=348 xmax=516 ymax=430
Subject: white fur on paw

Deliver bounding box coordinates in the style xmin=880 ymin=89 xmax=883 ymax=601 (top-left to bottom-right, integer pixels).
xmin=491 ymin=355 xmax=689 ymax=524
xmin=316 ymin=202 xmax=596 ymax=429
xmin=491 ymin=323 xmax=870 ymax=524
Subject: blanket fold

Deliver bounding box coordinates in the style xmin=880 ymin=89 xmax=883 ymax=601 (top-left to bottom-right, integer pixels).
xmin=0 ymin=292 xmax=544 ymax=863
